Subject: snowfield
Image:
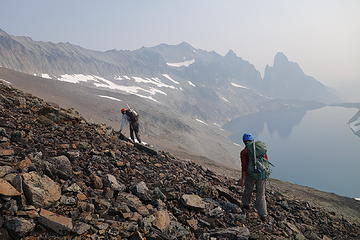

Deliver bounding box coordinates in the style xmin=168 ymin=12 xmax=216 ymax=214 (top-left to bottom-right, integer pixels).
xmin=231 ymin=82 xmax=248 ymax=89
xmin=188 ymin=81 xmax=196 ymax=87
xmin=166 ymin=59 xmax=195 ymax=67
xmin=162 ymin=74 xmax=179 ymax=84
xmin=196 ymin=119 xmax=207 ymax=125
xmin=98 ymin=95 xmax=122 ymax=102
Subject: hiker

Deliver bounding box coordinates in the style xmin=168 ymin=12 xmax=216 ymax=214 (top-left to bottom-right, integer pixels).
xmin=119 ymin=107 xmax=142 ymax=144
xmin=239 ymin=133 xmax=270 ymax=221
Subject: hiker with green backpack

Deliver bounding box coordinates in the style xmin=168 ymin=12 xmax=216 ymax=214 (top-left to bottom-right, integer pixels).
xmin=239 ymin=133 xmax=272 ymax=221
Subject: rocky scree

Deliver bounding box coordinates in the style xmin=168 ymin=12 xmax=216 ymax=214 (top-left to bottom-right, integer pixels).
xmin=0 ymin=82 xmax=359 ymax=239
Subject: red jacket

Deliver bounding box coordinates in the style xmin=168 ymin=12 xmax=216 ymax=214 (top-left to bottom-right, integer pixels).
xmin=240 ymin=148 xmax=268 ymax=175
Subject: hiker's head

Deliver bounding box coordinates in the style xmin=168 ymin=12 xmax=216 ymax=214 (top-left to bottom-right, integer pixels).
xmin=242 ymin=133 xmax=254 ymax=143
xmin=121 ymin=108 xmax=127 ymax=114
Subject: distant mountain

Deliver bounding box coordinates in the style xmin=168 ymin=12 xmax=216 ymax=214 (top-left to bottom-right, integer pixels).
xmin=262 ymin=52 xmax=338 ymax=103
xmin=0 ymin=28 xmax=335 ymax=167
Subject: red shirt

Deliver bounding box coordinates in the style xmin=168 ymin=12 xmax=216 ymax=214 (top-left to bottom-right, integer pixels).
xmin=240 ymin=148 xmax=268 ymax=175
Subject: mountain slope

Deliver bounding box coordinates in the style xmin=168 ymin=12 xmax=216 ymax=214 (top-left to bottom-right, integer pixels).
xmin=0 ymin=82 xmax=359 ymax=239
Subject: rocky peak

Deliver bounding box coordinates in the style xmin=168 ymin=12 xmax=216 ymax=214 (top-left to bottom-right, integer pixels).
xmin=225 ymin=49 xmax=237 ymax=59
xmin=273 ymin=52 xmax=289 ymax=67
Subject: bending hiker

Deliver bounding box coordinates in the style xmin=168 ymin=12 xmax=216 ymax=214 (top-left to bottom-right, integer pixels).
xmin=239 ymin=133 xmax=271 ymax=221
xmin=120 ymin=107 xmax=142 ymax=144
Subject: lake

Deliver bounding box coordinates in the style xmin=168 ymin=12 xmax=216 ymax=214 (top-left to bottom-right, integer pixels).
xmin=224 ymin=106 xmax=360 ymax=198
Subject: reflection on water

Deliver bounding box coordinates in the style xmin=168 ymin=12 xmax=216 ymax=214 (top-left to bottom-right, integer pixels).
xmin=224 ymin=107 xmax=360 ymax=198
xmin=224 ymin=109 xmax=307 ymax=142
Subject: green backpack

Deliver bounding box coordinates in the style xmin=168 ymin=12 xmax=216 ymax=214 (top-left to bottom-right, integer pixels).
xmin=246 ymin=141 xmax=272 ymax=180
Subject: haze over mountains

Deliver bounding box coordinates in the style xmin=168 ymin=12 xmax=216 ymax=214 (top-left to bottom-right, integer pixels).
xmin=0 ymin=28 xmax=338 ymax=167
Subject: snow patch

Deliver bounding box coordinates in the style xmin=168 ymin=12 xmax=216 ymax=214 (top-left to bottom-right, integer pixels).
xmin=233 ymin=142 xmax=241 ymax=147
xmin=58 ymin=74 xmax=102 ymax=84
xmin=231 ymin=82 xmax=248 ymax=89
xmin=114 ymin=76 xmax=123 ymax=80
xmin=123 ymin=75 xmax=131 ymax=80
xmin=349 ymin=118 xmax=360 ymax=133
xmin=133 ymin=76 xmax=175 ymax=89
xmin=213 ymin=123 xmax=225 ymax=131
xmin=166 ymin=59 xmax=195 ymax=67
xmin=196 ymin=119 xmax=207 ymax=125
xmin=162 ymin=74 xmax=179 ymax=84
xmin=221 ymin=96 xmax=230 ymax=103
xmin=98 ymin=95 xmax=122 ymax=102
xmin=41 ymin=74 xmax=51 ymax=79
xmin=355 ymin=198 xmax=360 ymax=201
xmin=188 ymin=81 xmax=196 ymax=87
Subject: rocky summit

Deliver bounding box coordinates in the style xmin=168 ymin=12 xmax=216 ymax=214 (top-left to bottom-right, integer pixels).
xmin=0 ymin=81 xmax=359 ymax=239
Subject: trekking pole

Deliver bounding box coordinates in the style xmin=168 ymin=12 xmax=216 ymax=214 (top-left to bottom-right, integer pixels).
xmin=253 ymin=141 xmax=257 ymax=172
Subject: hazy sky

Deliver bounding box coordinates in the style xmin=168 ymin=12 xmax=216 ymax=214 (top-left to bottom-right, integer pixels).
xmin=1 ymin=0 xmax=359 ymax=96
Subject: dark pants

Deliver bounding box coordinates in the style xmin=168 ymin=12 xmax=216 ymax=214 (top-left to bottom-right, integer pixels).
xmin=129 ymin=121 xmax=141 ymax=143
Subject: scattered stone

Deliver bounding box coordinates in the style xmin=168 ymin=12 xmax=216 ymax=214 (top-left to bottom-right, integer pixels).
xmin=60 ymin=196 xmax=76 ymax=205
xmin=76 ymin=192 xmax=87 ymax=201
xmin=103 ymin=174 xmax=125 ymax=191
xmin=186 ymin=218 xmax=198 ymax=230
xmin=152 ymin=210 xmax=170 ymax=232
xmin=0 ymin=179 xmax=21 ymax=196
xmin=130 ymin=181 xmax=151 ymax=201
xmin=73 ymin=222 xmax=91 ymax=235
xmin=0 ymin=166 xmax=13 ymax=178
xmin=206 ymin=226 xmax=250 ymax=240
xmin=66 ymin=183 xmax=81 ymax=193
xmin=22 ymin=172 xmax=61 ymax=207
xmin=39 ymin=208 xmax=73 ymax=235
xmin=0 ymin=149 xmax=14 ymax=156
xmin=4 ymin=216 xmax=35 ymax=237
xmin=181 ymin=194 xmax=206 ymax=209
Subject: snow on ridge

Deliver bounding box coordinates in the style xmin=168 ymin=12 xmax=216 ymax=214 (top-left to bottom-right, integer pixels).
xmin=166 ymin=59 xmax=195 ymax=67
xmin=355 ymin=198 xmax=360 ymax=201
xmin=123 ymin=75 xmax=131 ymax=80
xmin=233 ymin=142 xmax=241 ymax=147
xmin=98 ymin=95 xmax=122 ymax=102
xmin=162 ymin=74 xmax=179 ymax=85
xmin=41 ymin=74 xmax=51 ymax=79
xmin=114 ymin=76 xmax=123 ymax=81
xmin=221 ymin=96 xmax=230 ymax=103
xmin=196 ymin=119 xmax=207 ymax=125
xmin=349 ymin=119 xmax=360 ymax=132
xmin=231 ymin=82 xmax=248 ymax=89
xmin=188 ymin=81 xmax=196 ymax=87
xmin=133 ymin=76 xmax=175 ymax=89
xmin=58 ymin=74 xmax=102 ymax=84
xmin=213 ymin=123 xmax=225 ymax=131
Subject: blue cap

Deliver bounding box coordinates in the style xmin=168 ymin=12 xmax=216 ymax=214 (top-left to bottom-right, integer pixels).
xmin=242 ymin=133 xmax=254 ymax=141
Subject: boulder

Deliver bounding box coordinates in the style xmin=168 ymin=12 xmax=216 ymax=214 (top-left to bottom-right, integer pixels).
xmin=130 ymin=181 xmax=151 ymax=201
xmin=39 ymin=208 xmax=73 ymax=235
xmin=45 ymin=155 xmax=72 ymax=179
xmin=181 ymin=194 xmax=206 ymax=209
xmin=0 ymin=179 xmax=21 ymax=196
xmin=152 ymin=210 xmax=170 ymax=232
xmin=4 ymin=216 xmax=35 ymax=237
xmin=0 ymin=166 xmax=13 ymax=178
xmin=22 ymin=172 xmax=61 ymax=207
xmin=103 ymin=174 xmax=125 ymax=191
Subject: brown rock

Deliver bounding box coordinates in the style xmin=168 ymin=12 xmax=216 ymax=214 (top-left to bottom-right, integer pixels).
xmin=186 ymin=218 xmax=198 ymax=230
xmin=17 ymin=159 xmax=32 ymax=171
xmin=0 ymin=179 xmax=21 ymax=196
xmin=16 ymin=210 xmax=39 ymax=219
xmin=77 ymin=192 xmax=87 ymax=201
xmin=39 ymin=208 xmax=73 ymax=235
xmin=0 ymin=166 xmax=13 ymax=178
xmin=116 ymin=161 xmax=125 ymax=167
xmin=152 ymin=210 xmax=170 ymax=232
xmin=73 ymin=222 xmax=91 ymax=235
xmin=91 ymin=174 xmax=103 ymax=189
xmin=22 ymin=172 xmax=61 ymax=207
xmin=0 ymin=149 xmax=14 ymax=156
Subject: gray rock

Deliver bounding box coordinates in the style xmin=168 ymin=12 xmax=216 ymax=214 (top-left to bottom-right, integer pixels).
xmin=103 ymin=174 xmax=125 ymax=191
xmin=0 ymin=166 xmax=13 ymax=178
xmin=60 ymin=196 xmax=77 ymax=205
xmin=66 ymin=183 xmax=81 ymax=193
xmin=206 ymin=226 xmax=250 ymax=240
xmin=130 ymin=181 xmax=151 ymax=201
xmin=4 ymin=216 xmax=36 ymax=237
xmin=154 ymin=187 xmax=166 ymax=200
xmin=168 ymin=220 xmax=189 ymax=238
xmin=46 ymin=155 xmax=73 ymax=179
xmin=73 ymin=222 xmax=91 ymax=235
